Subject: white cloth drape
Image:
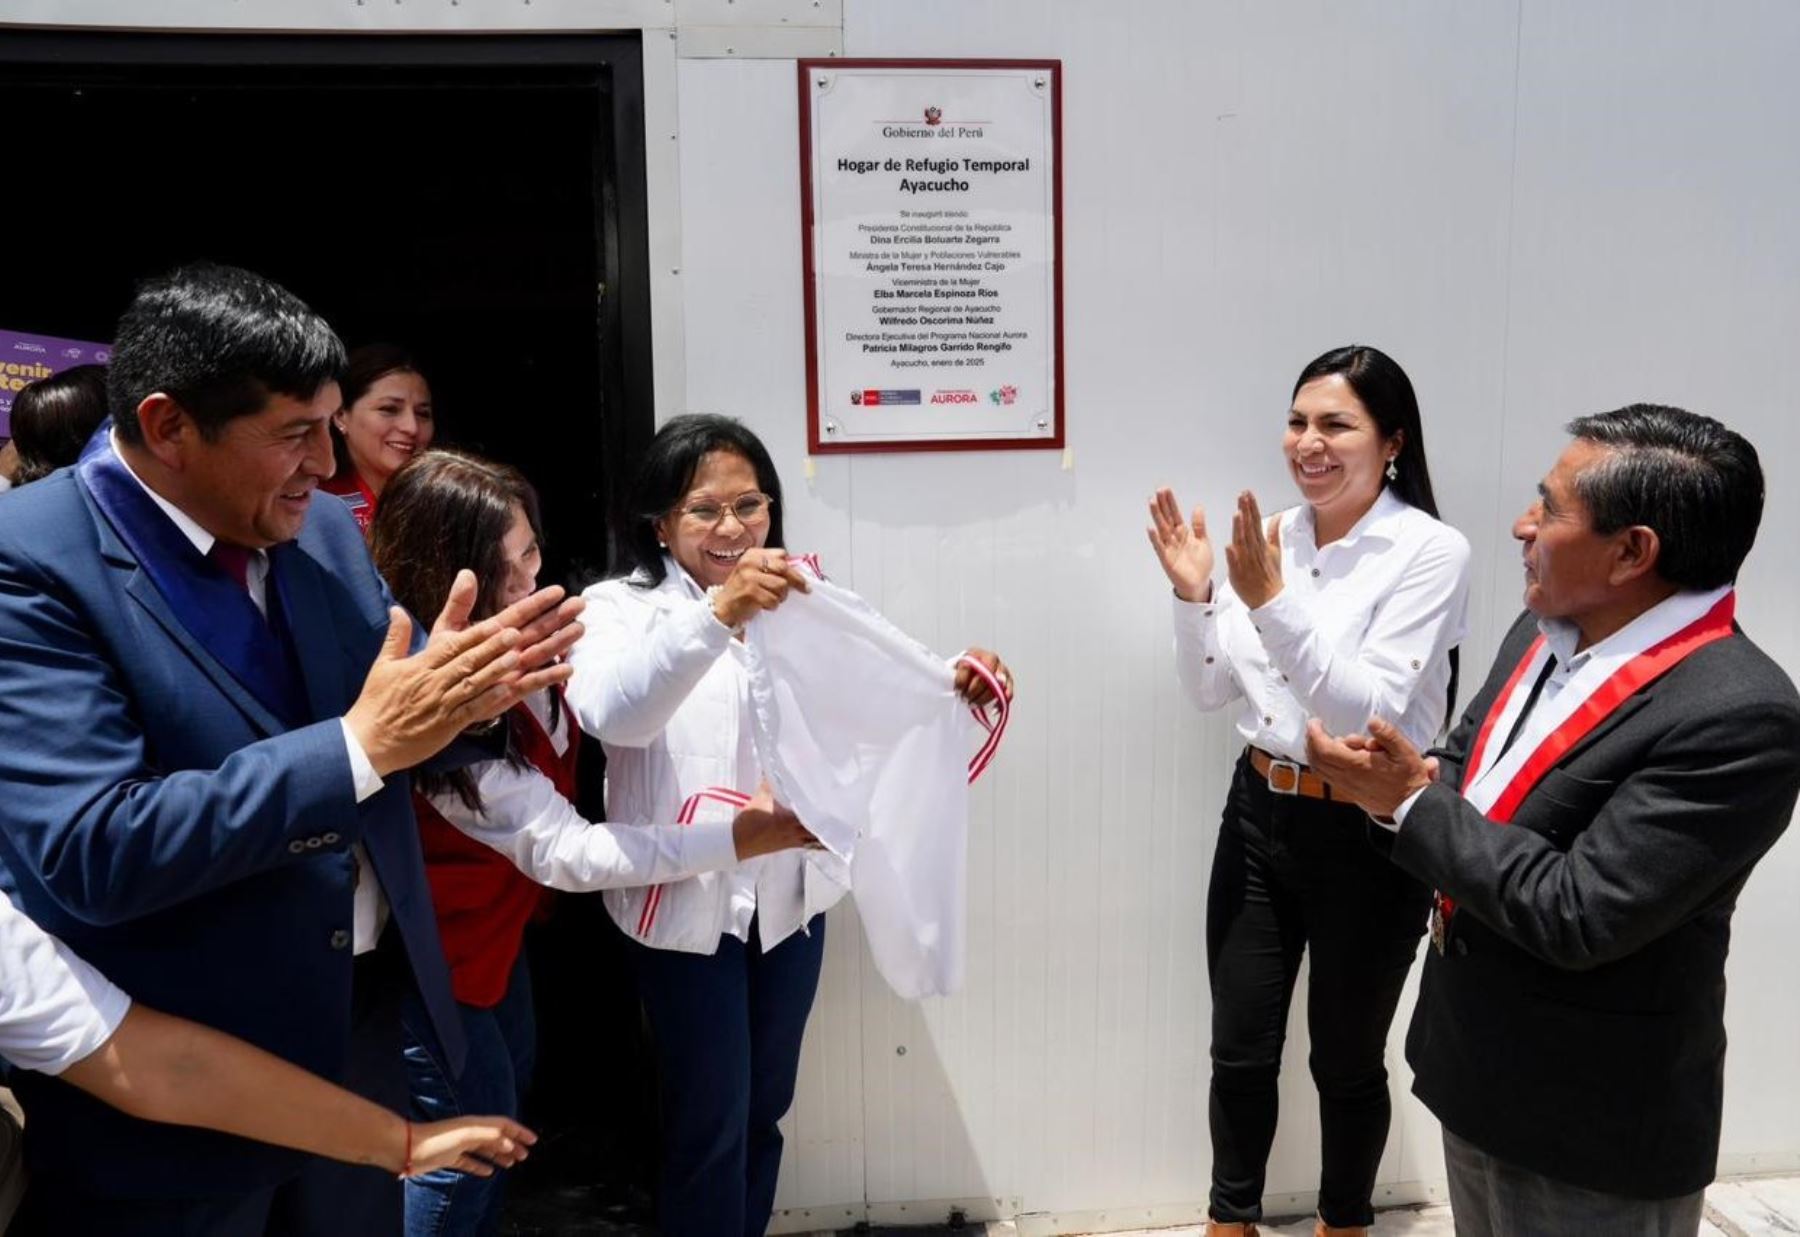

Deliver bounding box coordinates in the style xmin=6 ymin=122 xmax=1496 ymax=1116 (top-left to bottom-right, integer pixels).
xmin=740 ymin=572 xmax=1001 ymax=999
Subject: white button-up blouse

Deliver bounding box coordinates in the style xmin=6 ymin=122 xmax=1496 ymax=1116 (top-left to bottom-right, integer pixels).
xmin=1172 ymin=488 xmax=1472 ymax=762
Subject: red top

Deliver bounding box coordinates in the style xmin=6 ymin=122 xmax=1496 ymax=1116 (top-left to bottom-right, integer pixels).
xmin=321 ymin=471 xmax=378 ymax=532
xmin=415 ymin=693 xmax=580 ymax=1007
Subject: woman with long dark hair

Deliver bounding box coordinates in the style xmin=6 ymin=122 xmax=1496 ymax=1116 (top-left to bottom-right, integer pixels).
xmin=1147 ymin=346 xmax=1470 ymax=1237
xmin=370 ymin=449 xmax=814 ymax=1237
xmin=566 ymin=414 xmax=1010 ymax=1236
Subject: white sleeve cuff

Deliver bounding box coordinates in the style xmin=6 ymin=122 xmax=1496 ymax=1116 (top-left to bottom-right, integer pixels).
xmin=682 ymin=819 xmax=742 ymax=873
xmin=689 ymin=594 xmax=737 ymax=643
xmin=1386 ymin=783 xmax=1432 ymax=829
xmin=1171 ymin=592 xmax=1221 ymax=632
xmin=339 ymin=719 xmax=386 ymax=804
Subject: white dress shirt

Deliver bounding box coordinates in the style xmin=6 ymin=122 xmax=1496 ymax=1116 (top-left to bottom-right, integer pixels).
xmin=1173 ymin=488 xmax=1473 ymax=761
xmin=111 ymin=437 xmax=389 ymax=952
xmin=0 ymin=896 xmax=131 ymax=1075
xmin=427 ymin=689 xmax=742 ymax=888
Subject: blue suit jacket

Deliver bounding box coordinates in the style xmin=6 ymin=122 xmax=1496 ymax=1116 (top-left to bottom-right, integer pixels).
xmin=0 ymin=458 xmax=465 ymax=1199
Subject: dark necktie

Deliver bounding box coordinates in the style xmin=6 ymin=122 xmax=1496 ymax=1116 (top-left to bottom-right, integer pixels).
xmin=210 ymin=542 xmax=255 ymax=594
xmin=1496 ymin=655 xmax=1558 ymax=760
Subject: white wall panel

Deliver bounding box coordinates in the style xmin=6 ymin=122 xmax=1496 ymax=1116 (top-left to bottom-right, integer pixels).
xmin=673 ymin=1 xmax=1800 ymax=1229
xmin=1499 ymin=0 xmax=1800 ymax=1166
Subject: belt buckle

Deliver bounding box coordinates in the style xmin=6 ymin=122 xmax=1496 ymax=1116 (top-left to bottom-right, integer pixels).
xmin=1265 ymin=758 xmax=1303 ymax=796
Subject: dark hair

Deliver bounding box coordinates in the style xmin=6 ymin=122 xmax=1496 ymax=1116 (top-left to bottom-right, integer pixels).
xmin=108 ymin=263 xmax=345 ymax=445
xmin=620 ymin=414 xmax=785 ymax=588
xmin=11 ymin=364 xmax=110 ymax=484
xmin=1291 ymin=344 xmax=1441 ymax=519
xmin=371 ymin=449 xmax=546 ymax=811
xmin=1564 ymin=404 xmax=1763 ymax=590
xmin=332 ymin=343 xmax=428 ymax=480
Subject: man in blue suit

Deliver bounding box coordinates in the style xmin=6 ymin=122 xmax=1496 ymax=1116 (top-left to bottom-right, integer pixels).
xmin=0 ymin=264 xmax=582 ymax=1234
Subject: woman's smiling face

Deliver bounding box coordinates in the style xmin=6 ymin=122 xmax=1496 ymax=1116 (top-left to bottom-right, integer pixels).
xmin=655 ymin=449 xmax=772 ymax=589
xmin=334 ymin=368 xmax=435 ymax=493
xmin=1283 ymin=373 xmax=1397 ymax=526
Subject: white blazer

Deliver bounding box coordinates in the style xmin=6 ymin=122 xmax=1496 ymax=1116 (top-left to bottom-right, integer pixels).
xmin=566 ymin=563 xmax=851 ymax=954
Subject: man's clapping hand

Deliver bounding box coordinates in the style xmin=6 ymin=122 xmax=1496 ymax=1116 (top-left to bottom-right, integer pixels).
xmin=1304 ymin=717 xmax=1440 ymax=820
xmin=346 ymin=571 xmax=585 ymax=778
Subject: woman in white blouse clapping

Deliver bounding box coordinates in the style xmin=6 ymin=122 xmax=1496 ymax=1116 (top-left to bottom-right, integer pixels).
xmin=1147 ymin=345 xmax=1471 ymax=1237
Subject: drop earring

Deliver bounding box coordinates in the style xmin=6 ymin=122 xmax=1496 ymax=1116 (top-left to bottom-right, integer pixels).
xmin=1386 ymin=458 xmax=1399 ymax=482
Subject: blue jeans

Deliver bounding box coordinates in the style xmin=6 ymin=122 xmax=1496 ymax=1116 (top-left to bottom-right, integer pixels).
xmin=401 ymin=957 xmax=537 ymax=1237
xmin=626 ymin=913 xmax=826 ymax=1237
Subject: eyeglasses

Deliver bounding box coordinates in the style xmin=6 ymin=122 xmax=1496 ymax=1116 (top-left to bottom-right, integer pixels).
xmin=674 ymin=492 xmax=774 ymax=529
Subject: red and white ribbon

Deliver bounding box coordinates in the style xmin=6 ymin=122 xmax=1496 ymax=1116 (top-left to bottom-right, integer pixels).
xmin=955 ymin=654 xmax=1011 ymax=782
xmin=636 ymin=786 xmax=752 ymax=938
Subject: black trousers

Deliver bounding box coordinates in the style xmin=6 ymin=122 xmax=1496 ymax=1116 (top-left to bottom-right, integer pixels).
xmin=1206 ymin=753 xmax=1431 ymax=1228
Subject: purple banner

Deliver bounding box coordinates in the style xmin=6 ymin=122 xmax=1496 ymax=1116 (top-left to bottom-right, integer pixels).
xmin=0 ymin=329 xmax=112 ymax=438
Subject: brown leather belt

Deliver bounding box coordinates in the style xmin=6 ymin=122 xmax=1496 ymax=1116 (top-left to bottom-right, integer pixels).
xmin=1248 ymin=746 xmax=1335 ymax=800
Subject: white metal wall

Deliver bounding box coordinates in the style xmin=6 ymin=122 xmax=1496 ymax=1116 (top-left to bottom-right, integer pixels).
xmin=671 ymin=2 xmax=1800 ymax=1229
xmin=7 ymin=0 xmax=1796 ymax=1227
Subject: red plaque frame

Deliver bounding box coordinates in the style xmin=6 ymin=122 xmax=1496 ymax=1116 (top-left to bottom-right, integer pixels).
xmin=798 ymin=58 xmax=1064 ymax=454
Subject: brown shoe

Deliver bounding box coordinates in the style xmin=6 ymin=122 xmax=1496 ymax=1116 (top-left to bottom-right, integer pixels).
xmin=1204 ymin=1223 xmax=1259 ymax=1237
xmin=1313 ymin=1219 xmax=1368 ymax=1237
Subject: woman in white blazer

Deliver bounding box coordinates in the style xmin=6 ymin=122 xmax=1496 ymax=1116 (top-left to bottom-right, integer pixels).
xmin=567 ymin=414 xmax=1005 ymax=1237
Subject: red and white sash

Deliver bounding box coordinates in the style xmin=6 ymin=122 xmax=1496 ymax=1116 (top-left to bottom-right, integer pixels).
xmin=1439 ymin=587 xmax=1735 ymax=922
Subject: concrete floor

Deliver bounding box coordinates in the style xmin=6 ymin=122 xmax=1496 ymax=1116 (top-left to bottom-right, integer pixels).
xmin=1061 ymin=1173 xmax=1800 ymax=1236
xmin=831 ymin=1174 xmax=1800 ymax=1237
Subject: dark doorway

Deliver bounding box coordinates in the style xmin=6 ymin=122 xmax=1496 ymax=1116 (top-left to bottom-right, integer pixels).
xmin=0 ymin=29 xmax=655 ymax=588
xmin=0 ymin=29 xmax=658 ymax=1232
